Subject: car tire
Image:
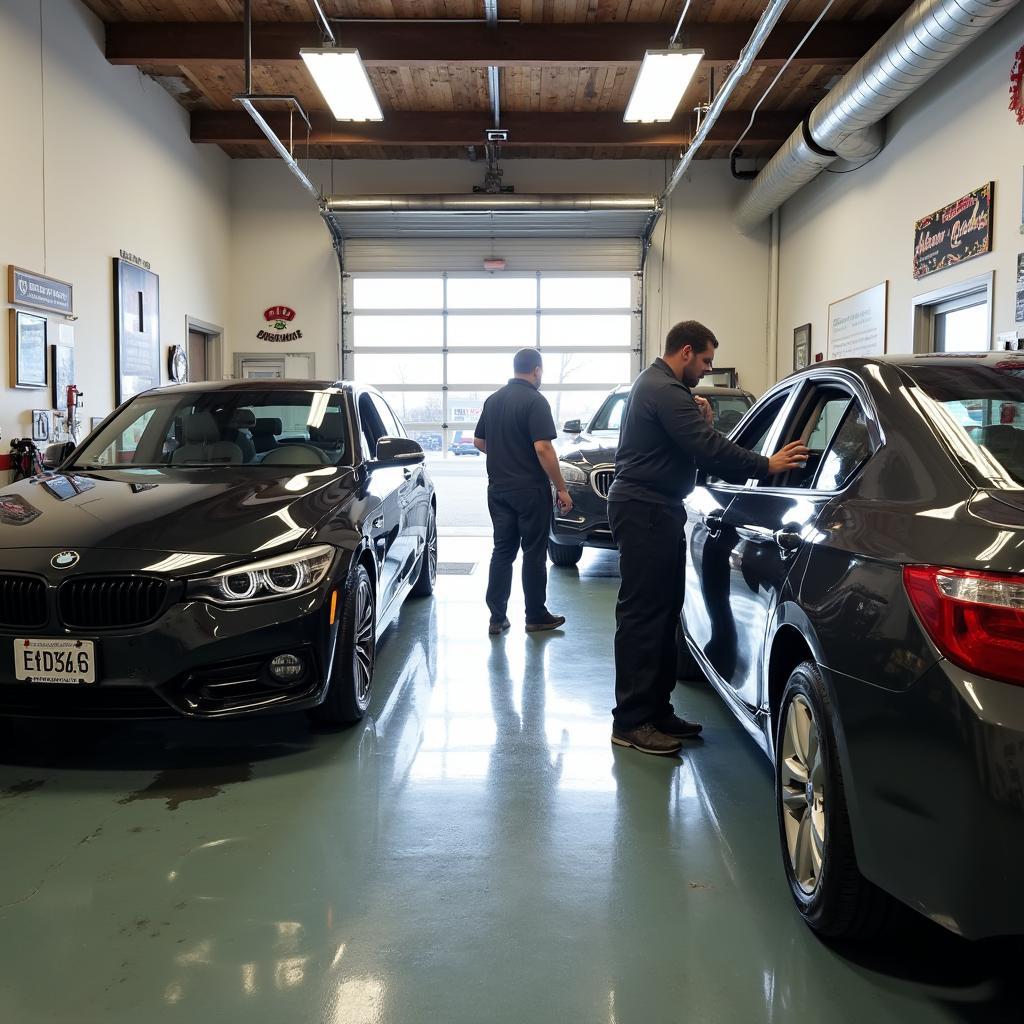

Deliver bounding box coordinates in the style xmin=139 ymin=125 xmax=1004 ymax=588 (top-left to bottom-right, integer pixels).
xmin=775 ymin=661 xmax=891 ymax=938
xmin=675 ymin=621 xmax=699 ymax=680
xmin=312 ymin=564 xmax=376 ymax=727
xmin=548 ymin=539 xmax=583 ymax=567
xmin=410 ymin=507 xmax=438 ymax=597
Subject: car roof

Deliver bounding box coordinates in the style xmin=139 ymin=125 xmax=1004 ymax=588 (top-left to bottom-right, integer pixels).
xmin=143 ymin=379 xmax=358 ymax=396
xmin=803 ymin=352 xmax=1024 ymax=372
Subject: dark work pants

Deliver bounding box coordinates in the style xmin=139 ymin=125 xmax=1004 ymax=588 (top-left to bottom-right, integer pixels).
xmin=609 ymin=498 xmax=687 ymax=729
xmin=485 ymin=485 xmax=551 ymax=623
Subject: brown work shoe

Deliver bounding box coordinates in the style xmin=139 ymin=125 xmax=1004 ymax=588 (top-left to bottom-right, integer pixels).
xmin=488 ymin=617 xmax=511 ymax=635
xmin=525 ymin=613 xmax=566 ymax=632
xmin=653 ymin=712 xmax=703 ymax=739
xmin=611 ymin=722 xmax=683 ymax=756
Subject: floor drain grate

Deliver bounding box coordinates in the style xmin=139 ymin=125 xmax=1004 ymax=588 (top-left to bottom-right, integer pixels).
xmin=437 ymin=562 xmax=477 ymax=575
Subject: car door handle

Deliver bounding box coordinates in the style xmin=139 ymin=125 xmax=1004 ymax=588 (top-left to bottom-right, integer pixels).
xmin=774 ymin=527 xmax=802 ymax=554
xmin=700 ymin=510 xmax=724 ymax=537
xmin=402 ymin=468 xmax=412 ymax=480
xmin=373 ymin=515 xmax=384 ymax=529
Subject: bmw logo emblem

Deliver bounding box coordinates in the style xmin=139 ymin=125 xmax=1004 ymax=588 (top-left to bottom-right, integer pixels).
xmin=51 ymin=550 xmax=80 ymax=570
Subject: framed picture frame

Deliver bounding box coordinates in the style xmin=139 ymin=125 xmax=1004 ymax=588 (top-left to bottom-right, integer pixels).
xmin=31 ymin=409 xmax=51 ymax=442
xmin=113 ymin=258 xmax=161 ymax=403
xmin=51 ymin=339 xmax=75 ymax=411
xmin=793 ymin=323 xmax=811 ymax=370
xmin=703 ymin=367 xmax=737 ymax=388
xmin=9 ymin=309 xmax=48 ymax=389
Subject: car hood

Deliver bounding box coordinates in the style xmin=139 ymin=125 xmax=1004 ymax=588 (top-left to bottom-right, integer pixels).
xmin=0 ymin=466 xmax=357 ymax=559
xmin=557 ymin=431 xmax=618 ymax=467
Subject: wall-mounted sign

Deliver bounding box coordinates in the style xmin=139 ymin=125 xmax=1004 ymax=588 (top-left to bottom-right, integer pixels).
xmin=119 ymin=249 xmax=152 ymax=271
xmin=827 ymin=281 xmax=887 ymax=360
xmin=113 ymin=258 xmax=161 ymax=403
xmin=913 ymin=183 xmax=993 ymax=280
xmin=8 ymin=265 xmax=73 ymax=316
xmin=257 ymin=305 xmax=303 ymax=342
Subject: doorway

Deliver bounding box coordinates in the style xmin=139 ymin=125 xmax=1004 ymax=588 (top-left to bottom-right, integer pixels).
xmin=185 ymin=317 xmax=224 ymax=382
xmin=912 ymin=272 xmax=994 ymax=353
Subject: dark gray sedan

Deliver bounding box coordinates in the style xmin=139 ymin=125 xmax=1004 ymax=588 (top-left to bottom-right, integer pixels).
xmin=680 ymin=353 xmax=1024 ymax=941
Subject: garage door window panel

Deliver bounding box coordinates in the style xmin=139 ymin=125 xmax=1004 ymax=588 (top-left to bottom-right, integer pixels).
xmin=447 ymin=277 xmax=537 ymax=309
xmin=352 ymin=315 xmax=443 ymax=347
xmin=353 ymin=278 xmax=443 ymax=310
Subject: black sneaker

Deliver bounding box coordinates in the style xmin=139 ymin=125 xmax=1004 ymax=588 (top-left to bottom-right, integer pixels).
xmin=488 ymin=618 xmax=511 ymax=635
xmin=654 ymin=713 xmax=703 ymax=739
xmin=525 ymin=613 xmax=566 ymax=633
xmin=611 ymin=723 xmax=683 ymax=756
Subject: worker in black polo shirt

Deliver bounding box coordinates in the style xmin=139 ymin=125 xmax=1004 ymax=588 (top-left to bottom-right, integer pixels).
xmin=607 ymin=320 xmax=808 ymax=756
xmin=474 ymin=349 xmax=573 ymax=635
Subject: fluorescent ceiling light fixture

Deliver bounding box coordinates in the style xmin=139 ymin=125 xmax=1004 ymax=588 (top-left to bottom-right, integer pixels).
xmin=300 ymin=48 xmax=383 ymax=122
xmin=623 ymin=49 xmax=703 ymax=123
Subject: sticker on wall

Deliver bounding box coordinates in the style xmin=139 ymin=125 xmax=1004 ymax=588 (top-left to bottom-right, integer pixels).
xmin=1011 ymin=44 xmax=1024 ymax=126
xmin=257 ymin=305 xmax=303 ymax=343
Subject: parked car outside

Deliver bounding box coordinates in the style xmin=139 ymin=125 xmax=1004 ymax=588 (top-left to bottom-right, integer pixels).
xmin=679 ymin=352 xmax=1024 ymax=941
xmin=548 ymin=383 xmax=755 ymax=565
xmin=0 ymin=380 xmax=437 ymax=725
xmin=449 ymin=440 xmax=481 ymax=456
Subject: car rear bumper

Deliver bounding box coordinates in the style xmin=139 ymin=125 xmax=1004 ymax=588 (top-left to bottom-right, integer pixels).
xmin=827 ymin=661 xmax=1024 ymax=939
xmin=0 ymin=589 xmax=338 ymax=720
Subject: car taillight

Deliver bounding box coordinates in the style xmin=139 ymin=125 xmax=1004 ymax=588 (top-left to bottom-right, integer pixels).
xmin=903 ymin=565 xmax=1024 ymax=686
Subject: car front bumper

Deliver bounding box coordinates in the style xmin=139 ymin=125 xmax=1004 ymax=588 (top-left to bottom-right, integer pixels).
xmin=549 ymin=482 xmax=615 ymax=550
xmin=0 ymin=585 xmax=340 ymax=720
xmin=828 ymin=660 xmax=1024 ymax=939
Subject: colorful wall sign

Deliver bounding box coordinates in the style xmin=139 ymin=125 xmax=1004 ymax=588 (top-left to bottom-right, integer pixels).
xmin=257 ymin=305 xmax=303 ymax=342
xmin=913 ymin=183 xmax=994 ymax=279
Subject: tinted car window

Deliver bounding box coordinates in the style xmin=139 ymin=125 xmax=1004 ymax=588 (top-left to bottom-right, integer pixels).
xmin=371 ymin=393 xmax=403 ymax=438
xmin=814 ymin=403 xmax=873 ymax=491
xmin=589 ymin=393 xmax=627 ymax=432
xmin=705 ymin=396 xmax=752 ymax=433
xmin=74 ymin=390 xmax=348 ymax=468
xmin=706 ymin=392 xmax=789 ymax=485
xmin=904 ymin=362 xmax=1024 ymax=488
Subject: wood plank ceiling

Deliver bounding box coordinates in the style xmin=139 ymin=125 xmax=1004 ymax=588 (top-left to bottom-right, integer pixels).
xmin=81 ymin=0 xmax=912 ymax=162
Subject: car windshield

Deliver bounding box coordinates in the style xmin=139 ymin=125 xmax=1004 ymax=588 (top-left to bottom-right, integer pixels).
xmin=904 ymin=361 xmax=1024 ymax=489
xmin=71 ymin=389 xmax=350 ymax=469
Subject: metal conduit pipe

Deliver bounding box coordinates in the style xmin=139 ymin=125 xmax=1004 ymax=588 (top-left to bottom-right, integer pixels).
xmin=658 ymin=0 xmax=795 ymax=209
xmin=325 ymin=195 xmax=658 ymax=212
xmin=735 ymin=0 xmax=1020 ymax=231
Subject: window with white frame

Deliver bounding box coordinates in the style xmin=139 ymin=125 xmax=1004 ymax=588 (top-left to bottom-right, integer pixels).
xmin=344 ymin=272 xmax=641 ymax=455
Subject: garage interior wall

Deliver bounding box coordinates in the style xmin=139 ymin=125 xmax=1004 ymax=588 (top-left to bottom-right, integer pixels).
xmin=776 ymin=2 xmax=1024 ymax=377
xmin=228 ymin=160 xmax=773 ymax=394
xmin=0 ymin=0 xmax=231 ymax=444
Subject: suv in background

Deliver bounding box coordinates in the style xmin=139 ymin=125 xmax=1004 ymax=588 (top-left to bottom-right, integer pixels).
xmin=548 ymin=383 xmax=755 ymax=566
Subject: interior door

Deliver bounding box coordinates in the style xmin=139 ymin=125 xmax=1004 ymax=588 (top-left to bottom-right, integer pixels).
xmin=187 ymin=331 xmax=208 ymax=382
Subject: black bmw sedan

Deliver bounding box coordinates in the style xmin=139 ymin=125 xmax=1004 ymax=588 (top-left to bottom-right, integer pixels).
xmin=679 ymin=353 xmax=1024 ymax=941
xmin=0 ymin=381 xmax=437 ymax=725
xmin=549 ymin=384 xmax=754 ymax=565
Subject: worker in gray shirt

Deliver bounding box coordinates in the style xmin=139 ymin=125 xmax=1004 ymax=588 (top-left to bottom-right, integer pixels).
xmin=607 ymin=320 xmax=808 ymax=757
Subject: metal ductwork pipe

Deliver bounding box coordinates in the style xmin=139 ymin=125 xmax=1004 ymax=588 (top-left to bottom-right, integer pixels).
xmin=735 ymin=0 xmax=1020 ymax=231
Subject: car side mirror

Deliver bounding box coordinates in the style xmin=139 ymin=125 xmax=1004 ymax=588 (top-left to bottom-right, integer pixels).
xmin=42 ymin=441 xmax=75 ymax=469
xmin=372 ymin=436 xmax=425 ymax=469
xmin=563 ymin=419 xmax=583 ymax=434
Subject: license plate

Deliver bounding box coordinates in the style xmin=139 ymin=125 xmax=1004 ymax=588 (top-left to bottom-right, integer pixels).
xmin=14 ymin=638 xmax=96 ymax=684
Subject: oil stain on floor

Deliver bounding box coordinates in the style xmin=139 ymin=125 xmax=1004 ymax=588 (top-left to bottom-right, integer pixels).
xmin=118 ymin=763 xmax=254 ymax=810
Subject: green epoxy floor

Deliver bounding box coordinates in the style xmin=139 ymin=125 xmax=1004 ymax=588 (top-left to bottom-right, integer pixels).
xmin=1 ymin=539 xmax=1021 ymax=1023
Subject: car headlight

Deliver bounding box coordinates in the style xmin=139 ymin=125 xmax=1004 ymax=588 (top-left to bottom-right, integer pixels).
xmin=187 ymin=544 xmax=335 ymax=604
xmin=560 ymin=461 xmax=588 ymax=485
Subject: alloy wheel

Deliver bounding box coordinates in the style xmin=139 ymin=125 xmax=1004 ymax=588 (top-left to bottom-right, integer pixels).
xmin=779 ymin=694 xmax=826 ymax=895
xmin=426 ymin=514 xmax=438 ymax=587
xmin=353 ymin=577 xmax=375 ymax=704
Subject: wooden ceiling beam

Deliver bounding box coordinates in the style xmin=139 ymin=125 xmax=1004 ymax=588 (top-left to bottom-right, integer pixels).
xmin=190 ymin=109 xmax=803 ymax=148
xmin=108 ymin=20 xmax=888 ymax=69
